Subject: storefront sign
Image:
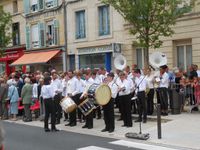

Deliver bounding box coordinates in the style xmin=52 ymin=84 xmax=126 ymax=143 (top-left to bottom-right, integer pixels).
xmin=78 ymin=45 xmax=112 ymax=55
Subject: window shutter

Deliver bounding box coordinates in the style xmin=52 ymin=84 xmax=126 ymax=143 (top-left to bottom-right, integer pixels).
xmin=53 ymin=0 xmax=58 ymax=7
xmin=38 ymin=0 xmax=44 ymax=10
xmin=38 ymin=22 xmax=46 ymax=47
xmin=23 ymin=0 xmax=30 ymax=15
xmin=53 ymin=19 xmax=59 ymax=45
xmin=25 ymin=25 xmax=31 ymax=50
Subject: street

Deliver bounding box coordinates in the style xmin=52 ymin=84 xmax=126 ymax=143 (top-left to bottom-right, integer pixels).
xmin=3 ymin=122 xmax=143 ymax=150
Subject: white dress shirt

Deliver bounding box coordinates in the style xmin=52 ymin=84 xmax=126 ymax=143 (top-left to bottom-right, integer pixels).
xmin=41 ymin=85 xmax=55 ymax=99
xmin=76 ymin=78 xmax=85 ymax=94
xmin=91 ymin=77 xmax=101 ymax=85
xmin=51 ymin=78 xmax=63 ymax=95
xmin=117 ymin=79 xmax=131 ymax=96
xmin=145 ymin=74 xmax=155 ymax=89
xmin=135 ymin=75 xmax=147 ymax=92
xmin=108 ymin=80 xmax=118 ymax=99
xmin=159 ymin=72 xmax=169 ymax=88
xmin=67 ymin=77 xmax=79 ymax=96
xmin=32 ymin=83 xmax=38 ymax=99
xmin=61 ymin=78 xmax=68 ymax=97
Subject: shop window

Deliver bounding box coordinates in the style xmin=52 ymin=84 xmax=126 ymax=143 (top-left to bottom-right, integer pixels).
xmin=0 ymin=62 xmax=6 ymax=75
xmin=75 ymin=10 xmax=86 ymax=39
xmin=13 ymin=0 xmax=18 ymax=13
xmin=177 ymin=45 xmax=192 ymax=71
xmin=12 ymin=23 xmax=20 ymax=46
xmin=31 ymin=0 xmax=38 ymax=12
xmin=31 ymin=24 xmax=39 ymax=48
xmin=79 ymin=53 xmax=105 ymax=69
xmin=98 ymin=5 xmax=110 ymax=36
xmin=136 ymin=48 xmax=145 ymax=69
xmin=45 ymin=0 xmax=54 ymax=8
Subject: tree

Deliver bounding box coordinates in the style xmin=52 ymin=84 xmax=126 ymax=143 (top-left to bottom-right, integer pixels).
xmin=0 ymin=6 xmax=12 ymax=57
xmin=101 ymin=0 xmax=194 ymax=66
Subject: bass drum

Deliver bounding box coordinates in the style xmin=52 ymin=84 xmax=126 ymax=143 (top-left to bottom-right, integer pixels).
xmin=60 ymin=97 xmax=77 ymax=113
xmin=88 ymin=83 xmax=111 ymax=106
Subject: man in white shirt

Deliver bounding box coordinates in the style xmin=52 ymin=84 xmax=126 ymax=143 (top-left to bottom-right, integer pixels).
xmin=51 ymin=72 xmax=63 ymax=124
xmin=117 ymin=72 xmax=132 ymax=127
xmin=101 ymin=73 xmax=118 ymax=133
xmin=157 ymin=65 xmax=169 ymax=116
xmin=132 ymin=69 xmax=147 ymax=123
xmin=65 ymin=70 xmax=79 ymax=127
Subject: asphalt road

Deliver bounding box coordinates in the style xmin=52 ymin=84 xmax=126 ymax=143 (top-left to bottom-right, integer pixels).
xmin=2 ymin=122 xmax=142 ymax=150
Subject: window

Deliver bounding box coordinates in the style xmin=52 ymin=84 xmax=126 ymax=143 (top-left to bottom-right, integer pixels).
xmin=45 ymin=0 xmax=54 ymax=8
xmin=46 ymin=21 xmax=54 ymax=46
xmin=46 ymin=20 xmax=59 ymax=46
xmin=75 ymin=10 xmax=86 ymax=39
xmin=136 ymin=48 xmax=145 ymax=69
xmin=31 ymin=24 xmax=39 ymax=48
xmin=79 ymin=53 xmax=105 ymax=69
xmin=177 ymin=45 xmax=192 ymax=71
xmin=12 ymin=23 xmax=20 ymax=46
xmin=98 ymin=5 xmax=110 ymax=36
xmin=13 ymin=0 xmax=18 ymax=13
xmin=31 ymin=0 xmax=38 ymax=12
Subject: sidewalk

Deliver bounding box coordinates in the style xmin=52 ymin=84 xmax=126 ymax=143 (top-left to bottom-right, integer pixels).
xmin=4 ymin=109 xmax=200 ymax=150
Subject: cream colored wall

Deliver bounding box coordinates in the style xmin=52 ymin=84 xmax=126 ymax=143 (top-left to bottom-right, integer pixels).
xmin=0 ymin=0 xmax=26 ymax=46
xmin=67 ymin=0 xmax=126 ymax=69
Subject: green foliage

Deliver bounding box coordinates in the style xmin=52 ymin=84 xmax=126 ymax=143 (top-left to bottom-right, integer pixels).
xmin=0 ymin=6 xmax=12 ymax=57
xmin=101 ymin=0 xmax=195 ymax=64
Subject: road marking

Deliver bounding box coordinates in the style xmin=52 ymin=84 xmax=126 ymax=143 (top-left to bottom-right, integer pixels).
xmin=110 ymin=140 xmax=179 ymax=150
xmin=77 ymin=146 xmax=112 ymax=150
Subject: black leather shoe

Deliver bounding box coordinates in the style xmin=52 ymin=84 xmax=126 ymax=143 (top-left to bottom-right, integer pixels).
xmin=51 ymin=128 xmax=59 ymax=132
xmin=135 ymin=119 xmax=142 ymax=122
xmin=82 ymin=125 xmax=88 ymax=128
xmin=45 ymin=128 xmax=50 ymax=132
xmin=121 ymin=125 xmax=126 ymax=127
xmin=108 ymin=129 xmax=114 ymax=133
xmin=101 ymin=128 xmax=108 ymax=132
xmin=88 ymin=126 xmax=93 ymax=129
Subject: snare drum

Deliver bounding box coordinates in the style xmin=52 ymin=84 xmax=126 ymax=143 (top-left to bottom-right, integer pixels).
xmin=60 ymin=97 xmax=77 ymax=113
xmin=88 ymin=83 xmax=111 ymax=106
xmin=78 ymin=98 xmax=96 ymax=116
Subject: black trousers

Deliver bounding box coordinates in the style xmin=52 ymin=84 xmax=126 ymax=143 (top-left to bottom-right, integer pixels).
xmin=157 ymin=87 xmax=168 ymax=111
xmin=119 ymin=94 xmax=132 ymax=127
xmin=84 ymin=110 xmax=93 ymax=128
xmin=54 ymin=94 xmax=62 ymax=122
xmin=103 ymin=98 xmax=115 ymax=130
xmin=69 ymin=93 xmax=81 ymax=125
xmin=44 ymin=98 xmax=56 ymax=130
xmin=147 ymin=89 xmax=154 ymax=115
xmin=136 ymin=91 xmax=147 ymax=121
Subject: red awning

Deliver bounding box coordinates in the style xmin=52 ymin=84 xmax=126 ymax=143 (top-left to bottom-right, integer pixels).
xmin=10 ymin=50 xmax=60 ymax=66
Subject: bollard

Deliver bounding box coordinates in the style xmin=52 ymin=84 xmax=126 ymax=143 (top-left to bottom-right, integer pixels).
xmin=157 ymin=104 xmax=162 ymax=139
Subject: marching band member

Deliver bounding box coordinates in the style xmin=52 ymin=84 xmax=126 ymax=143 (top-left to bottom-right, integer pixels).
xmin=41 ymin=76 xmax=59 ymax=132
xmin=76 ymin=71 xmax=85 ymax=122
xmin=144 ymin=67 xmax=155 ymax=115
xmin=101 ymin=73 xmax=118 ymax=133
xmin=156 ymin=65 xmax=169 ymax=116
xmin=82 ymin=72 xmax=94 ymax=129
xmin=91 ymin=71 xmax=101 ymax=119
xmin=51 ymin=72 xmax=63 ymax=124
xmin=133 ymin=69 xmax=147 ymax=123
xmin=65 ymin=70 xmax=79 ymax=127
xmin=117 ymin=72 xmax=132 ymax=127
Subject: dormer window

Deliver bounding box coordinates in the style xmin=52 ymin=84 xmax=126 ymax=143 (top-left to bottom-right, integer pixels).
xmin=46 ymin=0 xmax=54 ymax=8
xmin=31 ymin=0 xmax=38 ymax=12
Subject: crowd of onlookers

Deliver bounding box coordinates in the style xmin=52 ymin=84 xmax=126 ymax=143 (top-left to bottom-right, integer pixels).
xmin=0 ymin=64 xmax=199 ymax=124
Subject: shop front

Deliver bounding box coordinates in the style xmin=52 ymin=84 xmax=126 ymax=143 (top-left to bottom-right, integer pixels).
xmin=78 ymin=45 xmax=112 ymax=71
xmin=0 ymin=47 xmax=25 ymax=76
xmin=10 ymin=50 xmax=62 ymax=73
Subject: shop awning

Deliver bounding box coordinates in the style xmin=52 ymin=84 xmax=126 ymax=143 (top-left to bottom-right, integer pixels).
xmin=10 ymin=50 xmax=60 ymax=66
